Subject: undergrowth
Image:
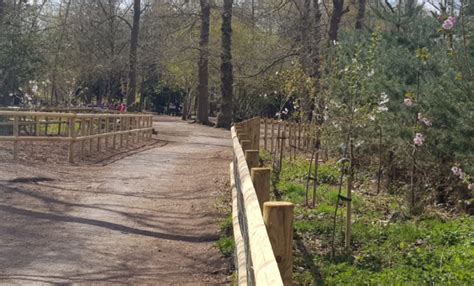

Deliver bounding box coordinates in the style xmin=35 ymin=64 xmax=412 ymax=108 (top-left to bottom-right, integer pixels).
xmin=273 ymin=158 xmax=474 ymax=285
xmin=215 ymin=215 xmax=234 ymax=257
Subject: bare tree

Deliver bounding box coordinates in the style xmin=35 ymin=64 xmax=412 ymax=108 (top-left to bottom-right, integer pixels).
xmin=216 ymin=0 xmax=233 ymax=128
xmin=127 ymin=0 xmax=141 ymax=107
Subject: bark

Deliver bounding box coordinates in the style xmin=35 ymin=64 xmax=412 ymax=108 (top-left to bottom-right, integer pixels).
xmin=310 ymin=0 xmax=322 ymax=81
xmin=299 ymin=0 xmax=313 ymax=122
xmin=182 ymin=88 xmax=192 ymax=120
xmin=355 ymin=0 xmax=366 ymax=30
xmin=50 ymin=0 xmax=72 ymax=105
xmin=298 ymin=0 xmax=322 ymax=122
xmin=308 ymin=0 xmax=324 ymax=123
xmin=127 ymin=0 xmax=141 ymax=107
xmin=216 ymin=0 xmax=233 ymax=129
xmin=197 ymin=0 xmax=210 ymax=124
xmin=328 ymin=0 xmax=348 ymax=43
xmin=0 ymin=0 xmax=5 ymax=19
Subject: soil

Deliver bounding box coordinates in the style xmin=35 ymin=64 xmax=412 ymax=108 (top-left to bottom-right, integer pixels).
xmin=0 ymin=115 xmax=233 ymax=285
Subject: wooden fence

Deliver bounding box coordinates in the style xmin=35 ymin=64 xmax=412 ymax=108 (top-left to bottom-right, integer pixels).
xmin=259 ymin=118 xmax=317 ymax=157
xmin=0 ymin=111 xmax=153 ymax=163
xmin=231 ymin=117 xmax=294 ymax=286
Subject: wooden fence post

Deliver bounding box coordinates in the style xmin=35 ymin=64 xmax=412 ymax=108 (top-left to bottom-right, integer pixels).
xmin=263 ymin=201 xmax=294 ymax=286
xmin=80 ymin=118 xmax=85 ymax=159
xmin=105 ymin=117 xmax=109 ymax=148
xmin=97 ymin=118 xmax=101 ymax=152
xmin=120 ymin=117 xmax=124 ymax=148
xmin=279 ymin=131 xmax=286 ymax=172
xmin=125 ymin=117 xmax=130 ymax=147
xmin=276 ymin=121 xmax=281 ymax=156
xmin=113 ymin=117 xmax=117 ymax=149
xmin=238 ymin=133 xmax=248 ymax=142
xmin=251 ymin=167 xmax=271 ymax=212
xmin=241 ymin=140 xmax=251 ymax=152
xmin=35 ymin=116 xmax=40 ymax=136
xmin=244 ymin=120 xmax=251 ymax=147
xmin=253 ymin=118 xmax=260 ymax=150
xmin=58 ymin=116 xmax=62 ymax=136
xmin=45 ymin=116 xmax=49 ymax=136
xmin=13 ymin=116 xmax=18 ymax=160
xmin=149 ymin=116 xmax=153 ymax=139
xmin=88 ymin=118 xmax=93 ymax=154
xmin=291 ymin=122 xmax=296 ymax=160
xmin=245 ymin=150 xmax=259 ymax=170
xmin=271 ymin=119 xmax=275 ymax=154
xmin=68 ymin=116 xmax=76 ymax=163
xmin=288 ymin=122 xmax=293 ymax=160
xmin=235 ymin=127 xmax=243 ymax=137
xmin=298 ymin=122 xmax=302 ymax=150
xmin=263 ymin=118 xmax=267 ymax=150
xmin=132 ymin=117 xmax=136 ymax=144
xmin=141 ymin=117 xmax=144 ymax=142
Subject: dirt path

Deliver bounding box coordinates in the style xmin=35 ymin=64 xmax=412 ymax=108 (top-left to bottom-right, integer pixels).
xmin=0 ymin=116 xmax=233 ymax=285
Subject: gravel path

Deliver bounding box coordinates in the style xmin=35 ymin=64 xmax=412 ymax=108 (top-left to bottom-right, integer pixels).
xmin=0 ymin=116 xmax=232 ymax=285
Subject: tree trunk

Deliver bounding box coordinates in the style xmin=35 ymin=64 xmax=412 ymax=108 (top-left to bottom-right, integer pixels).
xmin=197 ymin=0 xmax=210 ymax=124
xmin=299 ymin=0 xmax=313 ymax=122
xmin=182 ymin=88 xmax=190 ymax=120
xmin=328 ymin=0 xmax=346 ymax=43
xmin=355 ymin=0 xmax=366 ymax=30
xmin=216 ymin=0 xmax=233 ymax=129
xmin=297 ymin=0 xmax=322 ymax=123
xmin=50 ymin=0 xmax=72 ymax=106
xmin=0 ymin=0 xmax=5 ymax=19
xmin=127 ymin=0 xmax=141 ymax=107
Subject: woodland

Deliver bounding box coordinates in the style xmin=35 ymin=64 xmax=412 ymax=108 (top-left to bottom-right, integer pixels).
xmin=1 ymin=0 xmax=473 ymax=284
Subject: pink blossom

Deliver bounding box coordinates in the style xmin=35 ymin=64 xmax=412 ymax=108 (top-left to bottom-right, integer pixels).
xmin=281 ymin=108 xmax=288 ymax=115
xmin=414 ymin=133 xmax=425 ymax=146
xmin=442 ymin=17 xmax=456 ymax=30
xmin=451 ymin=166 xmax=465 ymax=180
xmin=468 ymin=183 xmax=474 ymax=190
xmin=448 ymin=16 xmax=456 ymax=25
xmin=451 ymin=166 xmax=461 ymax=176
xmin=404 ymin=98 xmax=413 ymax=107
xmin=418 ymin=113 xmax=432 ymax=127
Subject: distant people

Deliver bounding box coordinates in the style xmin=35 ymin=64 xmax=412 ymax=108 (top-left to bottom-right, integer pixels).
xmin=168 ymin=102 xmax=176 ymax=116
xmin=118 ymin=103 xmax=127 ymax=112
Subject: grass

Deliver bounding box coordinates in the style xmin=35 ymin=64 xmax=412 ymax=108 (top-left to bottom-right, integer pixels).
xmin=215 ymin=214 xmax=234 ymax=258
xmin=272 ymin=158 xmax=474 ymax=285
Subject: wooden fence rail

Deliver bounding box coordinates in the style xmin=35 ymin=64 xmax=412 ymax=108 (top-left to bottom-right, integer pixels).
xmin=0 ymin=111 xmax=153 ymax=163
xmin=259 ymin=118 xmax=316 ymax=157
xmin=231 ymin=117 xmax=294 ymax=286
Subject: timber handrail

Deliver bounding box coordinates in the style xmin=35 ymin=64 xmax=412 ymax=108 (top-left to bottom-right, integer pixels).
xmin=231 ymin=124 xmax=284 ymax=286
xmin=0 ymin=111 xmax=154 ymax=163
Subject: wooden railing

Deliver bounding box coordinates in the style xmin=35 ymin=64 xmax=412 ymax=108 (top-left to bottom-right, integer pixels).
xmin=231 ymin=117 xmax=294 ymax=286
xmin=259 ymin=118 xmax=316 ymax=155
xmin=0 ymin=111 xmax=153 ymax=163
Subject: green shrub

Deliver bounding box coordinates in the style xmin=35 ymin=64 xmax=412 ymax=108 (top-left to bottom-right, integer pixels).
xmin=215 ymin=236 xmax=234 ymax=257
